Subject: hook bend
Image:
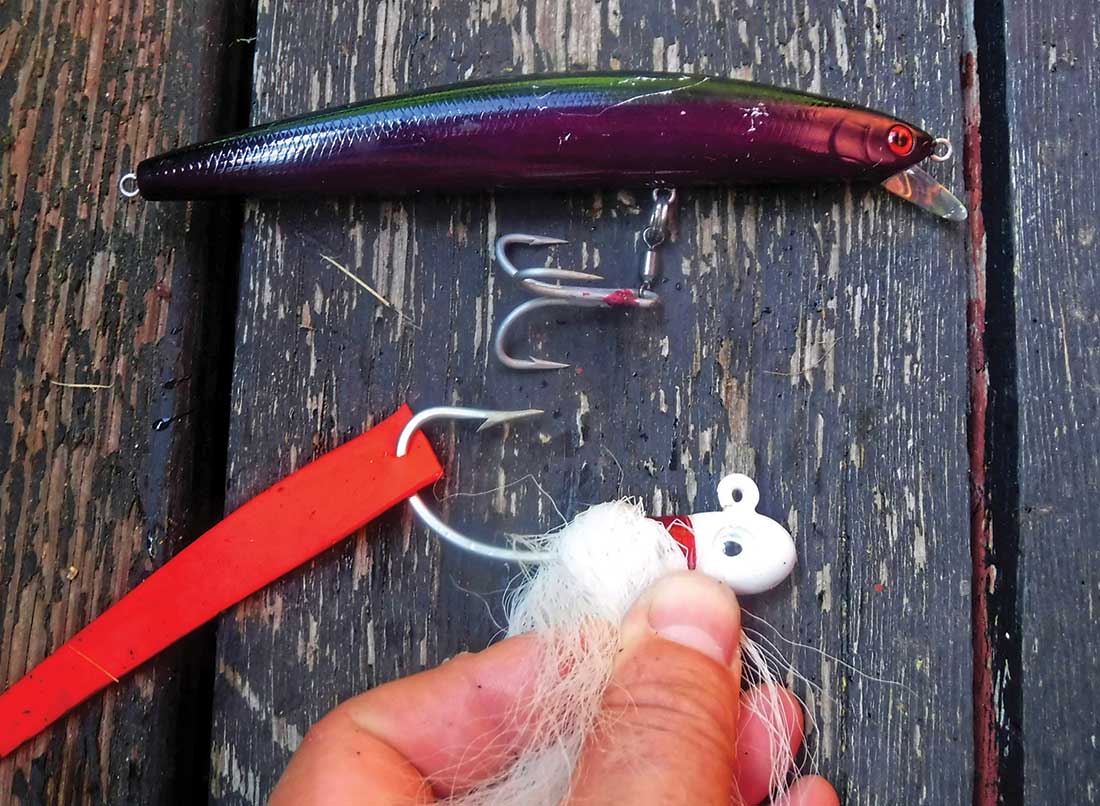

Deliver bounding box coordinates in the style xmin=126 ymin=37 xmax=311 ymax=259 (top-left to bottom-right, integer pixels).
xmin=396 ymin=406 xmax=554 ymax=563
xmin=493 ymin=235 xmax=659 ymax=370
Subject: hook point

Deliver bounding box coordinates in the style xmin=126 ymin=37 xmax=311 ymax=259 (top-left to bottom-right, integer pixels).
xmin=476 ymin=408 xmax=545 ymax=432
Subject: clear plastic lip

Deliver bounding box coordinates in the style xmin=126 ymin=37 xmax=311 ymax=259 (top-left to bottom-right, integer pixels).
xmin=881 ymin=163 xmax=968 ymax=222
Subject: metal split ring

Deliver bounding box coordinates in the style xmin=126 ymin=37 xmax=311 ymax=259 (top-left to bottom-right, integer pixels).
xmin=118 ymin=172 xmax=140 ymax=198
xmin=931 ymin=137 xmax=953 ymax=163
xmin=642 ymin=188 xmax=677 ymax=249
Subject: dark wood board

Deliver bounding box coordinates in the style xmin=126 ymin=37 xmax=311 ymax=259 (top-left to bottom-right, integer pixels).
xmin=0 ymin=1 xmax=246 ymax=803
xmin=1004 ymin=5 xmax=1100 ymax=803
xmin=210 ymin=2 xmax=973 ymax=804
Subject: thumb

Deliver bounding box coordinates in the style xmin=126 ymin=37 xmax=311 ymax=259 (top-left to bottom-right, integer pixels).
xmin=568 ymin=571 xmax=742 ymax=805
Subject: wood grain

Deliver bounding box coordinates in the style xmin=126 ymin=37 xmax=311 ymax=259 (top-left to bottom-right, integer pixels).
xmin=1005 ymin=4 xmax=1100 ymax=802
xmin=0 ymin=1 xmax=246 ymax=802
xmin=210 ymin=1 xmax=973 ymax=804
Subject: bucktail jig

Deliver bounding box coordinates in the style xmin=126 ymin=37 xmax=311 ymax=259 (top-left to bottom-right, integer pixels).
xmin=0 ymin=401 xmax=795 ymax=756
xmin=398 ymin=406 xmax=796 ymax=595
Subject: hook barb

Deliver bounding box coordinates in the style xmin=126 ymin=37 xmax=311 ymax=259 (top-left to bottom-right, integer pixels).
xmin=476 ymin=408 xmax=544 ymax=432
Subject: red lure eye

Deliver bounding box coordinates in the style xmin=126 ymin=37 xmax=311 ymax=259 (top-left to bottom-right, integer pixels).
xmin=887 ymin=124 xmax=915 ymax=157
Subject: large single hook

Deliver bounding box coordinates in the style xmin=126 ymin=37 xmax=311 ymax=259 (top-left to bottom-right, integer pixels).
xmin=396 ymin=406 xmax=554 ymax=563
xmin=400 ymin=404 xmax=796 ymax=593
xmin=493 ymin=189 xmax=677 ymax=370
xmin=395 ymin=406 xmax=798 ymax=593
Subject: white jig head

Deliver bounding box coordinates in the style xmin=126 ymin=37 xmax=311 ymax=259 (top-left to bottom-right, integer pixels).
xmin=680 ymin=474 xmax=797 ymax=595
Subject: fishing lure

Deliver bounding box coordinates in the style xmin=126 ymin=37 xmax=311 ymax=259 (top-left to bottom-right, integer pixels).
xmin=120 ymin=71 xmax=962 ymax=220
xmin=0 ymin=404 xmax=796 ymax=758
xmin=398 ymin=408 xmax=802 ymax=805
xmin=398 ymin=406 xmax=796 ymax=594
xmin=119 ymin=72 xmax=965 ymax=370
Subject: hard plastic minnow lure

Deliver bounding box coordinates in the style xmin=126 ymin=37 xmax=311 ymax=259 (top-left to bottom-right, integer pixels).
xmin=120 ymin=71 xmax=964 ymax=221
xmin=120 ymin=72 xmax=966 ymax=370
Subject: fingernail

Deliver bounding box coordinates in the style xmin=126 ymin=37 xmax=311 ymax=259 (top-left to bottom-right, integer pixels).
xmin=644 ymin=572 xmax=741 ymax=666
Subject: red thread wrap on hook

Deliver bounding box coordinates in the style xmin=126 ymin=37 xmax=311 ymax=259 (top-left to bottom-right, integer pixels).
xmin=653 ymin=515 xmax=697 ymax=570
xmin=0 ymin=405 xmax=443 ymax=757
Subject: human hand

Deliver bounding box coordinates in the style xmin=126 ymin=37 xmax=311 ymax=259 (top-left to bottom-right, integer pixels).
xmin=271 ymin=572 xmax=839 ymax=805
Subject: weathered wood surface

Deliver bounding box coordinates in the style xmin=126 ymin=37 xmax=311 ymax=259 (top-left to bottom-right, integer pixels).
xmin=210 ymin=2 xmax=973 ymax=804
xmin=1004 ymin=4 xmax=1100 ymax=803
xmin=0 ymin=1 xmax=245 ymax=803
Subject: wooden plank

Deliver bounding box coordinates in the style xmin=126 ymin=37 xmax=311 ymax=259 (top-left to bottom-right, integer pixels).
xmin=1003 ymin=5 xmax=1100 ymax=802
xmin=211 ymin=1 xmax=973 ymax=803
xmin=0 ymin=1 xmax=247 ymax=802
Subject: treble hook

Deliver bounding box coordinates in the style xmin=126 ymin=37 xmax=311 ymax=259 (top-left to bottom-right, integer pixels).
xmin=493 ymin=189 xmax=677 ymax=370
xmin=396 ymin=406 xmax=554 ymax=563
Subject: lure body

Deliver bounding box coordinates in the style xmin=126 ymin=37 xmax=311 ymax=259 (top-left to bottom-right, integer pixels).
xmin=135 ymin=72 xmax=935 ymax=200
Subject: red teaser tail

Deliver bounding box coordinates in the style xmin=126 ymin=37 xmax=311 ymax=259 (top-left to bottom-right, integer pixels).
xmin=0 ymin=405 xmax=442 ymax=757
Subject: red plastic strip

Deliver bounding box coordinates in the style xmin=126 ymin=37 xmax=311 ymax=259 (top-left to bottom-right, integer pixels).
xmin=652 ymin=515 xmax=696 ymax=570
xmin=0 ymin=405 xmax=442 ymax=757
